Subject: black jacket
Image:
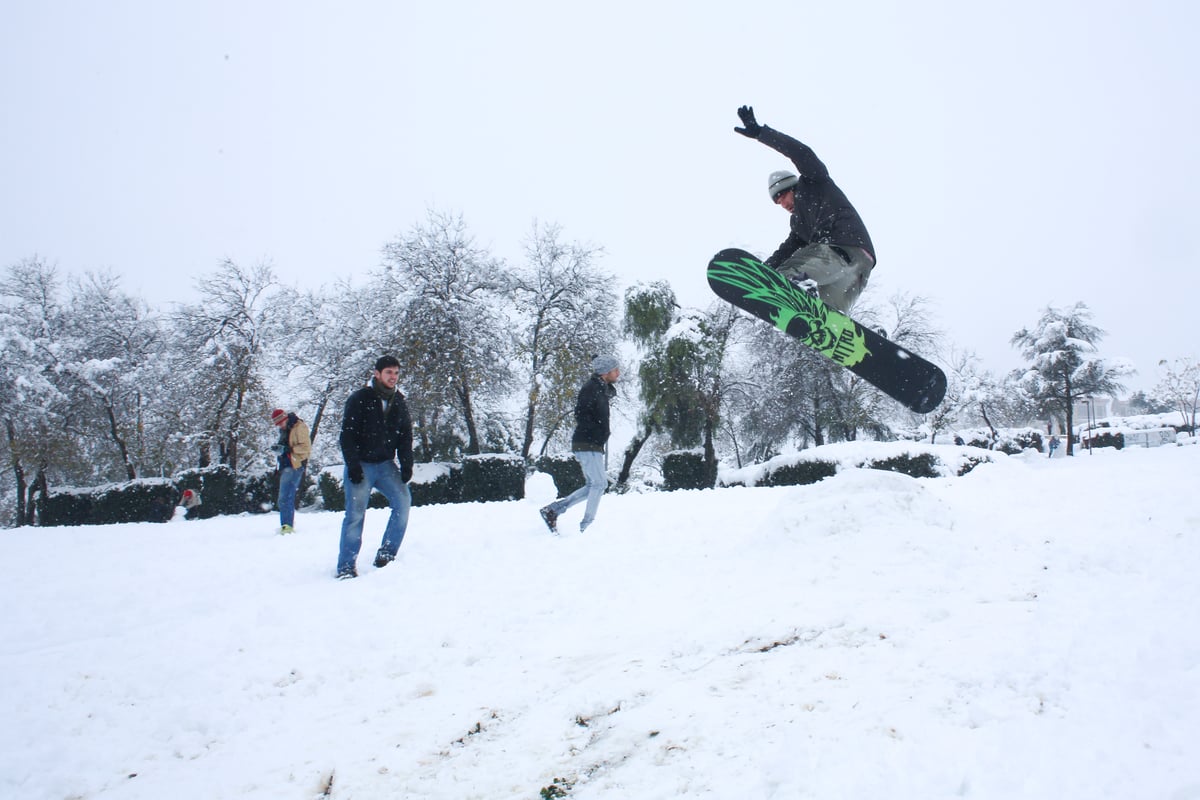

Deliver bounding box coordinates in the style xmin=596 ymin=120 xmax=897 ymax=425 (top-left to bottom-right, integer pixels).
xmin=758 ymin=126 xmax=875 ymax=267
xmin=340 ymin=383 xmax=414 ymax=479
xmin=571 ymin=374 xmax=615 ymax=452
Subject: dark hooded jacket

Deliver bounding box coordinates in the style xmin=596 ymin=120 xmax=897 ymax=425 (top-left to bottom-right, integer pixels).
xmin=340 ymin=381 xmax=414 ymax=481
xmin=570 ymin=374 xmax=616 ymax=453
xmin=758 ymin=126 xmax=875 ymax=268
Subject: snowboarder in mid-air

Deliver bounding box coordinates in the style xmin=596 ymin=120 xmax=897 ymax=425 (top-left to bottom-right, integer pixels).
xmin=710 ymin=105 xmax=946 ymax=413
xmin=734 ymin=105 xmax=876 ymax=314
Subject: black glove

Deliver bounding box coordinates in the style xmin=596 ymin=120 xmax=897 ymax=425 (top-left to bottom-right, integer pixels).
xmin=401 ymin=465 xmax=413 ymax=484
xmin=347 ymin=464 xmax=364 ymax=484
xmin=734 ymin=105 xmax=761 ymax=138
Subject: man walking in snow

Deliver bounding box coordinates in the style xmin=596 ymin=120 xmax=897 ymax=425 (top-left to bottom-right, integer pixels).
xmin=734 ymin=105 xmax=876 ymax=313
xmin=335 ymin=355 xmax=414 ymax=580
xmin=270 ymin=408 xmax=311 ymax=534
xmin=540 ymin=355 xmax=620 ymax=534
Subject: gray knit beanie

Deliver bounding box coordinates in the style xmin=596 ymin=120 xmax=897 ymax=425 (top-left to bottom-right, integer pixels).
xmin=591 ymin=355 xmax=619 ymax=374
xmin=768 ymin=169 xmax=799 ymax=202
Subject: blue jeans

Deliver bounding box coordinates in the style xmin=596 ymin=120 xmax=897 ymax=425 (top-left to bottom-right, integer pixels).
xmin=338 ymin=461 xmax=412 ymax=573
xmin=277 ymin=464 xmax=304 ymax=527
xmin=548 ymin=450 xmax=607 ymax=531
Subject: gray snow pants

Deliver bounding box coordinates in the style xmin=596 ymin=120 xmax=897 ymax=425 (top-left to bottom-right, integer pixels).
xmin=776 ymin=243 xmax=875 ymax=313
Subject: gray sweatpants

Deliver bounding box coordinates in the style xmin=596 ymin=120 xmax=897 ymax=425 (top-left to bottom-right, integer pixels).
xmin=776 ymin=243 xmax=875 ymax=313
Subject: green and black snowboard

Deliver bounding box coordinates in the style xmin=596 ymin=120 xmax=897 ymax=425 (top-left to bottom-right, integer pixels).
xmin=708 ymin=248 xmax=946 ymax=414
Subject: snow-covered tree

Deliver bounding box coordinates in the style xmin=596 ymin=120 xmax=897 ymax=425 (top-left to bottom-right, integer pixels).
xmin=58 ymin=272 xmax=166 ymax=480
xmin=1011 ymin=303 xmax=1130 ymax=455
xmin=616 ymin=281 xmax=676 ymax=485
xmin=0 ymin=258 xmax=73 ymax=524
xmin=172 ymin=259 xmax=280 ymax=470
xmin=632 ymin=298 xmax=744 ymax=488
xmin=270 ymin=280 xmax=381 ymax=461
xmin=505 ymin=222 xmax=617 ymax=459
xmin=380 ymin=211 xmax=511 ymax=456
xmin=1154 ymin=357 xmax=1199 ymax=434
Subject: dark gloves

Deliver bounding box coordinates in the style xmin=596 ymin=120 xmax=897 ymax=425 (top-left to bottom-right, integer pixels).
xmin=347 ymin=464 xmax=364 ymax=484
xmin=401 ymin=465 xmax=413 ymax=484
xmin=734 ymin=105 xmax=761 ymax=138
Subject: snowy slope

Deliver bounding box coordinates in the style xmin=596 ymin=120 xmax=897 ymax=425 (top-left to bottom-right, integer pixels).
xmin=2 ymin=442 xmax=1198 ymax=799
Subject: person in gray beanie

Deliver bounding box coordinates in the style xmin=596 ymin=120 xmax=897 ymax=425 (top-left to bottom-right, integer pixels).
xmin=540 ymin=355 xmax=620 ymax=534
xmin=734 ymin=104 xmax=876 ymax=313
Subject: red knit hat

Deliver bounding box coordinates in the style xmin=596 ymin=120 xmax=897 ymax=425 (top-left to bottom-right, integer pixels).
xmin=270 ymin=409 xmax=288 ymax=426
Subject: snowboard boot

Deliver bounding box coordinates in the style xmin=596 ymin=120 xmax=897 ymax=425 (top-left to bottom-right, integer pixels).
xmin=784 ymin=271 xmax=819 ymax=297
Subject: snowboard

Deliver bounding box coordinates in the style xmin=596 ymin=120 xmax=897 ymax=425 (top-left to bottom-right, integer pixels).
xmin=707 ymin=248 xmax=946 ymax=414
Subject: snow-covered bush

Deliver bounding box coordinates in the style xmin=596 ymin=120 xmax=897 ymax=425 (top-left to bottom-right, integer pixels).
xmin=533 ymin=454 xmax=585 ymax=499
xmin=461 ymin=454 xmax=524 ymax=503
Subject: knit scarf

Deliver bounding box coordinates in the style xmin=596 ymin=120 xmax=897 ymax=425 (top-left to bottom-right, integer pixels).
xmin=372 ymin=378 xmax=396 ymax=412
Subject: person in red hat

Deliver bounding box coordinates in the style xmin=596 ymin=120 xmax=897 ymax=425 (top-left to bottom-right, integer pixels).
xmin=270 ymin=408 xmax=311 ymax=534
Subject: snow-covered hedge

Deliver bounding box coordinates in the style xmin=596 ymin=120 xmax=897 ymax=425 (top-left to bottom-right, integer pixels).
xmin=955 ymin=428 xmax=1045 ymax=455
xmin=662 ymin=449 xmax=716 ymax=491
xmin=319 ymin=462 xmax=463 ymax=510
xmin=533 ymin=454 xmax=585 ymax=499
xmin=720 ymin=442 xmax=995 ymax=489
xmin=38 ymin=478 xmax=179 ymax=527
xmin=316 ymin=457 xmax=521 ymax=510
xmin=37 ymin=464 xmax=280 ymax=527
xmin=462 ymin=454 xmax=524 ymax=503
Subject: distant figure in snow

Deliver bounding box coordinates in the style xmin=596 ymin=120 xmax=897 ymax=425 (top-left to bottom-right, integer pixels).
xmin=539 ymin=355 xmax=620 ymax=535
xmin=270 ymin=408 xmax=312 ymax=534
xmin=180 ymin=488 xmax=212 ymax=521
xmin=734 ymin=105 xmax=876 ymax=313
xmin=1048 ymin=435 xmax=1060 ymax=458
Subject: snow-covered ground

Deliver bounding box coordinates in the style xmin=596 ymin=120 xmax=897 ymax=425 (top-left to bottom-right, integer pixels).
xmin=2 ymin=441 xmax=1198 ymax=799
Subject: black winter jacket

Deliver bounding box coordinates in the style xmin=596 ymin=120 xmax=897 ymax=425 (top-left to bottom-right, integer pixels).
xmin=340 ymin=383 xmax=414 ymax=480
xmin=758 ymin=126 xmax=875 ymax=268
xmin=570 ymin=374 xmax=616 ymax=453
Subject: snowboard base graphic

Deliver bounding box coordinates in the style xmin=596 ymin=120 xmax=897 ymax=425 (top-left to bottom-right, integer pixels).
xmin=707 ymin=248 xmax=946 ymax=414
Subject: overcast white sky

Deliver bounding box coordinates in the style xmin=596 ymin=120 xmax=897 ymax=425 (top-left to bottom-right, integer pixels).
xmin=3 ymin=0 xmax=1196 ymax=392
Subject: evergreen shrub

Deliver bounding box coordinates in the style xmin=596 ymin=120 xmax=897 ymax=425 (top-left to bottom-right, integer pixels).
xmin=410 ymin=463 xmax=463 ymax=507
xmin=461 ymin=454 xmax=524 ymax=503
xmin=864 ymin=453 xmax=940 ymax=479
xmin=662 ymin=450 xmax=714 ymax=491
xmin=759 ymin=459 xmax=838 ymax=488
xmin=957 ymin=457 xmax=991 ymax=477
xmin=534 ymin=454 xmax=585 ymax=499
xmin=318 ymin=471 xmax=345 ymax=512
xmin=240 ymin=466 xmax=279 ymax=513
xmin=316 ymin=471 xmax=403 ymax=511
xmin=1085 ymin=431 xmax=1124 ymax=450
xmin=37 ymin=490 xmax=92 ymax=527
xmin=39 ymin=478 xmax=178 ymax=526
xmin=176 ymin=465 xmax=240 ymax=516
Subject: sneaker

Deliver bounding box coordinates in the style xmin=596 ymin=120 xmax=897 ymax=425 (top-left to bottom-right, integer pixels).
xmin=336 ymin=567 xmax=358 ymax=580
xmin=279 ymin=524 xmax=294 ymax=535
xmin=373 ymin=550 xmax=395 ymax=568
xmin=539 ymin=505 xmax=558 ymax=534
